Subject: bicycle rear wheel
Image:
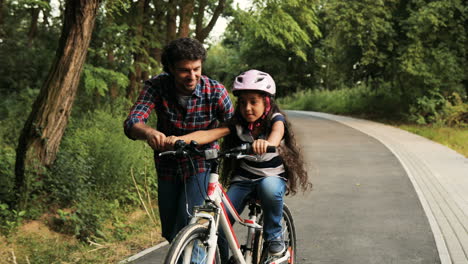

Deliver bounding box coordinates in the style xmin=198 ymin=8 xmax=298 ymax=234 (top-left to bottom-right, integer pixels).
xmin=164 ymin=223 xmax=221 ymax=264
xmin=254 ymin=203 xmax=297 ymax=264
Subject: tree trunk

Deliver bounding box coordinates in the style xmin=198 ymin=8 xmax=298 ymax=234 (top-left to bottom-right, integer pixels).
xmin=150 ymin=0 xmax=166 ymax=64
xmin=166 ymin=0 xmax=177 ymax=43
xmin=108 ymin=51 xmax=119 ymax=99
xmin=15 ymin=0 xmax=101 ymax=210
xmin=126 ymin=0 xmax=150 ymax=101
xmin=42 ymin=0 xmax=51 ymax=27
xmin=195 ymin=0 xmax=207 ymax=39
xmin=195 ymin=0 xmax=226 ymax=43
xmin=178 ymin=0 xmax=194 ymax=38
xmin=27 ymin=7 xmax=40 ymax=46
xmin=0 ymin=0 xmax=4 ymax=34
xmin=141 ymin=0 xmax=151 ymax=83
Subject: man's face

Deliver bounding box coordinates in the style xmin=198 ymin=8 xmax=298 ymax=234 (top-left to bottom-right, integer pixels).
xmin=170 ymin=59 xmax=202 ymax=95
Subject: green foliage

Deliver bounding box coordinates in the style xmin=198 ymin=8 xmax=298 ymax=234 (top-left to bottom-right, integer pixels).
xmin=408 ymin=89 xmax=447 ymax=124
xmin=47 ymin=110 xmax=151 ymax=202
xmin=213 ymin=0 xmax=467 ymax=125
xmin=0 ymin=0 xmax=60 ymax=96
xmin=409 ymin=92 xmax=468 ymax=126
xmin=204 ymin=43 xmax=243 ymax=88
xmin=398 ymin=0 xmax=466 ymax=97
xmin=0 ymin=146 xmax=16 ymax=207
xmin=83 ymin=64 xmax=129 ymax=97
xmin=278 ymin=83 xmax=405 ymax=120
xmin=0 ymin=203 xmax=26 ymax=235
xmin=442 ymin=93 xmax=468 ymax=127
xmin=245 ymin=0 xmax=321 ymax=60
xmin=53 ymin=198 xmax=116 ymax=241
xmin=41 ymin=108 xmax=156 ymax=241
xmin=216 ymin=1 xmax=321 ymax=96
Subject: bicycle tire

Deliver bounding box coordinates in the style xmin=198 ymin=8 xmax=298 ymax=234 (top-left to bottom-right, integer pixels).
xmin=164 ymin=223 xmax=221 ymax=264
xmin=254 ymin=203 xmax=297 ymax=264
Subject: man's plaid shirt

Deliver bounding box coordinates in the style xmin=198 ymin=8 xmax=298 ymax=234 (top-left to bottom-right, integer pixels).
xmin=124 ymin=73 xmax=234 ymax=181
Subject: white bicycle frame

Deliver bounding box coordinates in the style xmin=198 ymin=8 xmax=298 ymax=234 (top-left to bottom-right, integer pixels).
xmin=187 ymin=171 xmax=290 ymax=264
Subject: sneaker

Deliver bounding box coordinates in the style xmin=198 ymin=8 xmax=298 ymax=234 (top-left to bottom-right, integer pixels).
xmin=226 ymin=256 xmax=237 ymax=264
xmin=268 ymin=239 xmax=286 ymax=256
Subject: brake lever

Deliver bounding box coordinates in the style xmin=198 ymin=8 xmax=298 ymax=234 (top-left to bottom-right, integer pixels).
xmin=225 ymin=152 xmax=258 ymax=160
xmin=159 ymin=151 xmax=177 ymax=157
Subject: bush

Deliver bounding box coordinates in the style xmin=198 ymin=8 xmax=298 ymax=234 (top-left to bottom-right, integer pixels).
xmin=278 ymin=83 xmax=405 ymax=120
xmin=43 ymin=108 xmax=157 ymax=241
xmin=408 ymin=91 xmax=468 ymax=126
xmin=440 ymin=93 xmax=468 ymax=127
xmin=47 ymin=109 xmax=155 ymax=202
xmin=0 ymin=146 xmax=16 ymax=206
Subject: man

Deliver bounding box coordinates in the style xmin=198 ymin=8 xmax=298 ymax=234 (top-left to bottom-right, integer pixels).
xmin=124 ymin=37 xmax=234 ymax=242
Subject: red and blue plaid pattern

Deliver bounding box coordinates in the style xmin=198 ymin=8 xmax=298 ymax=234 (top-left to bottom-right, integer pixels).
xmin=124 ymin=73 xmax=234 ymax=181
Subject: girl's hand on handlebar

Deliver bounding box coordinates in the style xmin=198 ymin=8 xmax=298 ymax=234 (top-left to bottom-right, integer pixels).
xmin=252 ymin=139 xmax=272 ymax=155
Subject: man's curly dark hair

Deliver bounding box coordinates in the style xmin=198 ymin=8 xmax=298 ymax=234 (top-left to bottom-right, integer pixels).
xmin=161 ymin=38 xmax=207 ymax=74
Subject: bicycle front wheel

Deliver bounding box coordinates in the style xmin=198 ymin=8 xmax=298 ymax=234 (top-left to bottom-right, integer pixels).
xmin=164 ymin=223 xmax=221 ymax=264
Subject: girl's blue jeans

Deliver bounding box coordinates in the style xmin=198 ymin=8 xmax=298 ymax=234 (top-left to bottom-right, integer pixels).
xmin=219 ymin=176 xmax=287 ymax=262
xmin=157 ymin=171 xmax=210 ymax=242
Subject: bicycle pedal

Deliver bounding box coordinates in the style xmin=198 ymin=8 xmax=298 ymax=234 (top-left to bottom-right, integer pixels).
xmin=265 ymin=250 xmax=290 ymax=264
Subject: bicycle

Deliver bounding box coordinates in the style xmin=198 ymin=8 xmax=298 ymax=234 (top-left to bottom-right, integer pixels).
xmin=160 ymin=140 xmax=296 ymax=264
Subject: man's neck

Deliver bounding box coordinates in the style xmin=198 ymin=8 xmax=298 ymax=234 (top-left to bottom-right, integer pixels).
xmin=175 ymin=85 xmax=195 ymax=96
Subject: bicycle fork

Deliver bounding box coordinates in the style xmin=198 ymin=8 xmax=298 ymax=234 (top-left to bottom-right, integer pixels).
xmin=187 ymin=205 xmax=220 ymax=264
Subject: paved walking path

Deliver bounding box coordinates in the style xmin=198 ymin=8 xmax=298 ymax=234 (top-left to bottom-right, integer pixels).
xmin=121 ymin=111 xmax=467 ymax=264
xmin=293 ymin=111 xmax=467 ymax=264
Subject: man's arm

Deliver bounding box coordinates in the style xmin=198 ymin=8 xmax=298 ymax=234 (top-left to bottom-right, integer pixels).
xmin=124 ymin=77 xmax=168 ymax=150
xmin=129 ymin=123 xmax=167 ymax=150
xmin=165 ymin=127 xmax=231 ymax=146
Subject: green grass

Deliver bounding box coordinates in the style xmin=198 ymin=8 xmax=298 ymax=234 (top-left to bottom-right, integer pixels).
xmin=0 ymin=208 xmax=164 ymax=264
xmin=397 ymin=124 xmax=468 ymax=157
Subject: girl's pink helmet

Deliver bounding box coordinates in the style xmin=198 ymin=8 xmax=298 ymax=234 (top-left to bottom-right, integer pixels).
xmin=232 ymin=70 xmax=276 ymax=96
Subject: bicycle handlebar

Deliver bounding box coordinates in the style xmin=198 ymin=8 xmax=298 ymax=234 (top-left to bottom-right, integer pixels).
xmin=158 ymin=140 xmax=276 ymax=160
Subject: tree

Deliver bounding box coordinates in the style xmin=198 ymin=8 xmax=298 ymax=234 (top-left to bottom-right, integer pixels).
xmin=316 ymin=0 xmax=400 ymax=89
xmin=15 ymin=0 xmax=102 ymax=209
xmin=126 ymin=0 xmax=152 ymax=100
xmin=0 ymin=0 xmax=5 ymax=35
xmin=209 ymin=0 xmax=321 ymax=96
xmin=194 ymin=0 xmax=227 ymax=43
xmin=124 ymin=0 xmax=232 ymax=99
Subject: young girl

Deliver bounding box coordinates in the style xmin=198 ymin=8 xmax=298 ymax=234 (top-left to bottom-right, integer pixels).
xmin=166 ymin=69 xmax=310 ymax=257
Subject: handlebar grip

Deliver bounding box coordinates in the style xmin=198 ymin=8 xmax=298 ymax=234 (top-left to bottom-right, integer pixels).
xmin=174 ymin=140 xmax=186 ymax=149
xmin=266 ymin=146 xmax=276 ymax=153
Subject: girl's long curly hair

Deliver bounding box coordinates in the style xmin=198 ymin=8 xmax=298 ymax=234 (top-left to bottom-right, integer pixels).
xmin=221 ymin=95 xmax=311 ymax=195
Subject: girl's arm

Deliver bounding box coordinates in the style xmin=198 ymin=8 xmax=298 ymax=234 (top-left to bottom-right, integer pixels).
xmin=266 ymin=121 xmax=285 ymax=146
xmin=165 ymin=127 xmax=231 ymax=147
xmin=252 ymin=121 xmax=285 ymax=154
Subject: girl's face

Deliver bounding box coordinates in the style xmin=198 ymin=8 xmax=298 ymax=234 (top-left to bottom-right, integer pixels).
xmin=238 ymin=91 xmax=266 ymax=123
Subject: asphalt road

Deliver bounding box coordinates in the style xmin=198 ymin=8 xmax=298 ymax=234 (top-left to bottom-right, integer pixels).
xmin=126 ymin=112 xmax=440 ymax=264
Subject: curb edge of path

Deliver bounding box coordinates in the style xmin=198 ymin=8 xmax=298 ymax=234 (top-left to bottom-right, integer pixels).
xmin=118 ymin=241 xmax=169 ymax=264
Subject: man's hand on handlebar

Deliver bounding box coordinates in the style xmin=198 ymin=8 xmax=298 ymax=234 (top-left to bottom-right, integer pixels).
xmin=145 ymin=130 xmax=167 ymax=151
xmin=164 ymin=135 xmax=183 ymax=149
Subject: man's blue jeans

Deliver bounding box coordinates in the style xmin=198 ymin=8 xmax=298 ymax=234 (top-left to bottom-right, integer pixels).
xmin=219 ymin=176 xmax=287 ymax=262
xmin=158 ymin=171 xmax=210 ymax=242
